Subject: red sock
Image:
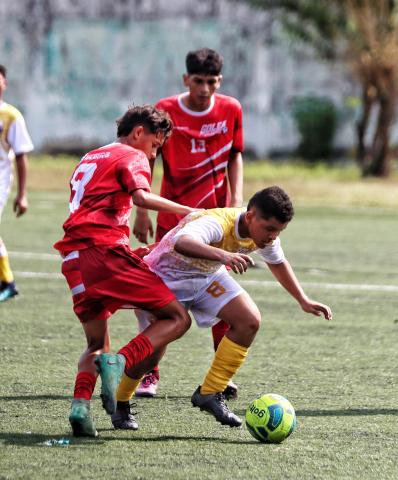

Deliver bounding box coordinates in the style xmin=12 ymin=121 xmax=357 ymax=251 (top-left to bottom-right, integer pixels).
xmin=150 ymin=365 xmax=160 ymax=380
xmin=212 ymin=320 xmax=230 ymax=351
xmin=74 ymin=372 xmax=96 ymax=400
xmin=118 ymin=333 xmax=154 ymax=371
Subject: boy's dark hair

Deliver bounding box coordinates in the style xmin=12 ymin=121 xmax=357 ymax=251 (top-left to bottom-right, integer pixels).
xmin=247 ymin=186 xmax=294 ymax=223
xmin=185 ymin=48 xmax=223 ymax=76
xmin=116 ymin=105 xmax=173 ymax=138
xmin=0 ymin=65 xmax=7 ymax=78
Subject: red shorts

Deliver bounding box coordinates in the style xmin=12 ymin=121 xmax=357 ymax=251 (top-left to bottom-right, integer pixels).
xmin=61 ymin=244 xmax=176 ymax=323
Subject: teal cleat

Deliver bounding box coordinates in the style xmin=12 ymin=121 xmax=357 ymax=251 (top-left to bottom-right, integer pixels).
xmin=95 ymin=353 xmax=126 ymax=415
xmin=0 ymin=282 xmax=18 ymax=303
xmin=69 ymin=399 xmax=98 ymax=437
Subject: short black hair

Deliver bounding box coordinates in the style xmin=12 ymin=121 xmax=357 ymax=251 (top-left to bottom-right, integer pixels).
xmin=247 ymin=186 xmax=294 ymax=223
xmin=185 ymin=48 xmax=223 ymax=76
xmin=0 ymin=65 xmax=7 ymax=78
xmin=116 ymin=105 xmax=173 ymax=138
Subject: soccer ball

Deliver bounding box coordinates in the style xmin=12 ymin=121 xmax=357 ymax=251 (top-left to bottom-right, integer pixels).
xmin=245 ymin=393 xmax=296 ymax=443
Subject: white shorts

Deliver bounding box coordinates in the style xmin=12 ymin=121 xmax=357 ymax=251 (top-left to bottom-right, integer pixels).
xmin=137 ymin=266 xmax=245 ymax=328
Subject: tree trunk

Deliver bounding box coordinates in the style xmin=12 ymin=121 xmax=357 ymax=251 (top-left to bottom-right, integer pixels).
xmin=356 ymin=85 xmax=373 ymax=171
xmin=365 ymin=80 xmax=396 ymax=177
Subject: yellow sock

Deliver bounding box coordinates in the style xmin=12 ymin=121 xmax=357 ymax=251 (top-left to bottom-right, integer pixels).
xmin=201 ymin=336 xmax=248 ymax=395
xmin=0 ymin=254 xmax=14 ymax=284
xmin=116 ymin=374 xmax=143 ymax=402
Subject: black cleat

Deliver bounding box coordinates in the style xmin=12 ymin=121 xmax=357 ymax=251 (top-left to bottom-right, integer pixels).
xmin=111 ymin=401 xmax=139 ymax=430
xmin=223 ymin=380 xmax=238 ymax=400
xmin=191 ymin=386 xmax=242 ymax=427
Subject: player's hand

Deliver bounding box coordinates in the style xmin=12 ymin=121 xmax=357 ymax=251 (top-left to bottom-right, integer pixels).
xmin=13 ymin=194 xmax=28 ymax=217
xmin=183 ymin=207 xmax=204 ymax=216
xmin=221 ymin=252 xmax=255 ymax=274
xmin=133 ymin=242 xmax=159 ymax=259
xmin=133 ymin=214 xmax=153 ymax=244
xmin=300 ymin=298 xmax=332 ymax=321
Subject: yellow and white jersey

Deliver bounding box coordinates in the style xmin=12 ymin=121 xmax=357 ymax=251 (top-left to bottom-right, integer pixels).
xmin=144 ymin=208 xmax=285 ymax=279
xmin=0 ymin=101 xmax=34 ymax=162
xmin=0 ymin=101 xmax=34 ymax=211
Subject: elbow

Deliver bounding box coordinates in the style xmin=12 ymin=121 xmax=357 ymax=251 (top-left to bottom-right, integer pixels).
xmin=174 ymin=235 xmax=191 ymax=255
xmin=173 ymin=238 xmax=185 ymax=255
xmin=132 ymin=189 xmax=147 ymax=208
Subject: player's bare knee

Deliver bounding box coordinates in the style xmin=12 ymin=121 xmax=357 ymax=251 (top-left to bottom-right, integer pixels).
xmin=153 ymin=301 xmax=191 ymax=337
xmin=245 ymin=311 xmax=261 ymax=336
xmin=172 ymin=309 xmax=191 ymax=338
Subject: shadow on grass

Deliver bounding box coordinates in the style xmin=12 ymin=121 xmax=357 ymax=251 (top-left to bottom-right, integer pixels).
xmin=218 ymin=407 xmax=398 ymax=418
xmin=0 ymin=432 xmax=96 ymax=447
xmin=2 ymin=408 xmax=398 ymax=448
xmin=0 ymin=394 xmax=194 ymax=402
xmin=0 ymin=395 xmax=70 ymax=401
xmin=2 ymin=396 xmax=398 ymax=418
xmin=0 ymin=431 xmax=255 ymax=447
xmin=296 ymin=408 xmax=398 ymax=417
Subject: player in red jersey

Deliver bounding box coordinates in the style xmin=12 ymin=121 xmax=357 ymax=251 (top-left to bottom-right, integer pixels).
xmin=54 ymin=105 xmax=196 ymax=438
xmin=133 ymin=48 xmax=244 ymax=398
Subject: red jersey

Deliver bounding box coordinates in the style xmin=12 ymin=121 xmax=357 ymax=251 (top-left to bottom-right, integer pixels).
xmin=54 ymin=142 xmax=151 ymax=253
xmin=155 ymin=93 xmax=244 ymax=233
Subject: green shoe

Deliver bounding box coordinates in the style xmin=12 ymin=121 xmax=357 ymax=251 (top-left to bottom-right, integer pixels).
xmin=95 ymin=353 xmax=126 ymax=415
xmin=69 ymin=399 xmax=98 ymax=437
xmin=0 ymin=282 xmax=18 ymax=303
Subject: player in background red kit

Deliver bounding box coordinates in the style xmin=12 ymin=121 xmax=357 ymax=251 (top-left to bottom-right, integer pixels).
xmin=133 ymin=48 xmax=244 ymax=399
xmin=54 ymin=105 xmax=195 ymax=438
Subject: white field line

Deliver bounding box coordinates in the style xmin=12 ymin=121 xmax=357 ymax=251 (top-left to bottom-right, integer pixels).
xmin=239 ymin=280 xmax=398 ymax=293
xmin=10 ymin=251 xmax=60 ymax=261
xmin=12 ymin=275 xmax=398 ymax=293
xmin=10 ymin=250 xmax=398 ymax=293
xmin=14 ymin=271 xmax=62 ymax=279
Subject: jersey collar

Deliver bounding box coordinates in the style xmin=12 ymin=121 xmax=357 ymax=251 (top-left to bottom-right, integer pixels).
xmin=177 ymin=93 xmax=215 ymax=117
xmin=235 ymin=211 xmax=250 ymax=240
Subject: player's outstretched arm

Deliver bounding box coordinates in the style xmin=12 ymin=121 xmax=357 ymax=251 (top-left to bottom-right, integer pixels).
xmin=174 ymin=235 xmax=254 ymax=274
xmin=267 ymin=260 xmax=332 ymax=321
xmin=132 ymin=189 xmax=196 ymax=217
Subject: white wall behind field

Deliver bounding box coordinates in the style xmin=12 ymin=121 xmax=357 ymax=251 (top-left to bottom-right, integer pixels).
xmin=0 ymin=0 xmax=357 ymax=156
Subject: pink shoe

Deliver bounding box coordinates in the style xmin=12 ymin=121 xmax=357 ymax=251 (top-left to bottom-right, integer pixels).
xmin=135 ymin=372 xmax=159 ymax=397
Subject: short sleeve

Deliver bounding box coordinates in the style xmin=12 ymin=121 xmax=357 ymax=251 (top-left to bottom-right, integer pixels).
xmin=173 ymin=216 xmax=224 ymax=245
xmin=7 ymin=116 xmax=34 ymax=154
xmin=117 ymin=150 xmax=151 ymax=193
xmin=258 ymin=237 xmax=285 ymax=264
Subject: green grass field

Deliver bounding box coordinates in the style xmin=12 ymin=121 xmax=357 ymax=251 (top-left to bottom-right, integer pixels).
xmin=0 ymin=158 xmax=397 ymax=479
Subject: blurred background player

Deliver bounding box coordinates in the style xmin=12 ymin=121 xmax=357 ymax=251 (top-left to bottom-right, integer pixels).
xmin=0 ymin=64 xmax=33 ymax=302
xmin=133 ymin=47 xmax=244 ymax=398
xmin=54 ymin=105 xmax=195 ymax=437
xmin=109 ymin=186 xmax=332 ymax=429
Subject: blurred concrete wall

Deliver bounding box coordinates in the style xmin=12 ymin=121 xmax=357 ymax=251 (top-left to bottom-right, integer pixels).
xmin=0 ymin=0 xmax=356 ymax=155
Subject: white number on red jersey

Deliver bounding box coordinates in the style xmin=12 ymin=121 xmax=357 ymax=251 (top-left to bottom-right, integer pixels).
xmin=69 ymin=163 xmax=97 ymax=213
xmin=190 ymin=138 xmax=206 ymax=153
